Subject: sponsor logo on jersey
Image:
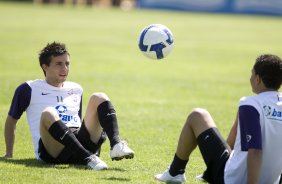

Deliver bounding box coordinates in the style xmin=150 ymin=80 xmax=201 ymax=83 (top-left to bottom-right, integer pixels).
xmin=246 ymin=134 xmax=252 ymax=142
xmin=55 ymin=105 xmax=78 ymax=123
xmin=67 ymin=89 xmax=80 ymax=95
xmin=41 ymin=92 xmax=51 ymax=95
xmin=60 ymin=114 xmax=78 ymax=122
xmin=56 ymin=105 xmax=67 ymax=113
xmin=263 ymin=105 xmax=272 ymax=116
xmin=272 ymin=109 xmax=282 ymax=118
xmin=263 ymin=105 xmax=282 ymax=121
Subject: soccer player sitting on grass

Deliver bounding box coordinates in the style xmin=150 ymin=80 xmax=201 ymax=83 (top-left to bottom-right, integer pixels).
xmin=4 ymin=42 xmax=134 ymax=170
xmin=155 ymin=54 xmax=282 ymax=183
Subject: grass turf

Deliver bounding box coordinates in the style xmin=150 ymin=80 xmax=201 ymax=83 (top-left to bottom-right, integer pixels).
xmin=0 ymin=2 xmax=282 ymax=183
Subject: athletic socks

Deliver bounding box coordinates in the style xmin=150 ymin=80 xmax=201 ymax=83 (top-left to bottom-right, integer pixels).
xmin=48 ymin=120 xmax=92 ymax=161
xmin=169 ymin=154 xmax=188 ymax=176
xmin=97 ymin=101 xmax=121 ymax=148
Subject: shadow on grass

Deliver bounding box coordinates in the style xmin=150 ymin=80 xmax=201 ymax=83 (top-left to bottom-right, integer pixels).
xmin=0 ymin=157 xmax=85 ymax=169
xmin=106 ymin=167 xmax=127 ymax=172
xmin=98 ymin=168 xmax=131 ymax=182
xmin=0 ymin=157 xmax=130 ymax=172
xmin=100 ymin=176 xmax=131 ymax=182
xmin=1 ymin=157 xmax=132 ymax=182
xmin=0 ymin=157 xmax=51 ymax=168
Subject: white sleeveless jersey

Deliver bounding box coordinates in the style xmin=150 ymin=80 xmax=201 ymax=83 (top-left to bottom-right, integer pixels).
xmin=9 ymin=79 xmax=83 ymax=159
xmin=224 ymin=91 xmax=282 ymax=184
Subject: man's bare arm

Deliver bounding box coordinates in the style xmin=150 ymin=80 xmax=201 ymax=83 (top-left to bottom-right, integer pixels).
xmin=226 ymin=111 xmax=238 ymax=149
xmin=247 ymin=149 xmax=262 ymax=184
xmin=4 ymin=115 xmax=18 ymax=158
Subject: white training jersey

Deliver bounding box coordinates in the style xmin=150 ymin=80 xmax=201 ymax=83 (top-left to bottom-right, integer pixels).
xmin=224 ymin=91 xmax=282 ymax=184
xmin=8 ymin=79 xmax=83 ymax=159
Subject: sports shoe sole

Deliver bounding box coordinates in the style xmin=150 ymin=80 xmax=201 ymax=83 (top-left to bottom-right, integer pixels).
xmin=111 ymin=153 xmax=134 ymax=161
xmin=87 ymin=165 xmax=108 ymax=171
xmin=154 ymin=176 xmax=184 ymax=184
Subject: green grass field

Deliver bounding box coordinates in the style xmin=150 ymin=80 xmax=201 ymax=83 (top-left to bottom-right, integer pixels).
xmin=0 ymin=2 xmax=282 ymax=183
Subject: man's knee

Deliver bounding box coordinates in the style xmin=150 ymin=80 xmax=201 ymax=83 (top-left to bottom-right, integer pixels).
xmin=90 ymin=92 xmax=110 ymax=106
xmin=190 ymin=108 xmax=210 ymax=118
xmin=40 ymin=107 xmax=60 ymax=128
xmin=187 ymin=108 xmax=216 ymax=132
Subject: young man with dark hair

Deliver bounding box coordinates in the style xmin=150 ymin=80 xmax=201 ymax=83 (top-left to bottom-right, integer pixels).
xmin=4 ymin=42 xmax=134 ymax=170
xmin=155 ymin=54 xmax=282 ymax=183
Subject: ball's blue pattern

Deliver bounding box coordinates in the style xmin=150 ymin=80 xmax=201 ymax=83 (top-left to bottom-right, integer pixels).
xmin=138 ymin=25 xmax=154 ymax=52
xmin=150 ymin=42 xmax=166 ymax=59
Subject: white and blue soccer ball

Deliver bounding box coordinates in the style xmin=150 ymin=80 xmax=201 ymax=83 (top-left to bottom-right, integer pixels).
xmin=138 ymin=24 xmax=174 ymax=60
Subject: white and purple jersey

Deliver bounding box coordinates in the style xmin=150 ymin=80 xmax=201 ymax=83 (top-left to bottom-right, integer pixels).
xmin=224 ymin=91 xmax=282 ymax=184
xmin=8 ymin=79 xmax=83 ymax=159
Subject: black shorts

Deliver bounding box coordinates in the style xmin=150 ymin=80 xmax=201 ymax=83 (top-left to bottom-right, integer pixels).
xmin=197 ymin=128 xmax=231 ymax=184
xmin=38 ymin=121 xmax=106 ymax=164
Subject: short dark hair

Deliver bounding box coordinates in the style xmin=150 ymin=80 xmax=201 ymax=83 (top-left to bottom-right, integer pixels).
xmin=254 ymin=54 xmax=282 ymax=90
xmin=39 ymin=42 xmax=69 ymax=73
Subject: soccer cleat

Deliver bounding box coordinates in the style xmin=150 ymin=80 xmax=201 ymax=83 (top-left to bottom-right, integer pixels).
xmin=155 ymin=169 xmax=186 ymax=183
xmin=110 ymin=141 xmax=134 ymax=161
xmin=86 ymin=155 xmax=108 ymax=171
xmin=196 ymin=174 xmax=208 ymax=182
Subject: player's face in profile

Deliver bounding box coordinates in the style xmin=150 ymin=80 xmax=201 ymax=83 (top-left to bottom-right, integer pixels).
xmin=44 ymin=53 xmax=70 ymax=87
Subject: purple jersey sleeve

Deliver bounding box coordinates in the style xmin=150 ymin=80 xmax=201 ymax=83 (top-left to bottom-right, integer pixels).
xmin=8 ymin=82 xmax=31 ymax=119
xmin=239 ymin=105 xmax=262 ymax=151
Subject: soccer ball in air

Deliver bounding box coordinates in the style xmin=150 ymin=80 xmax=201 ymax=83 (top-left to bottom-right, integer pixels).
xmin=138 ymin=24 xmax=174 ymax=60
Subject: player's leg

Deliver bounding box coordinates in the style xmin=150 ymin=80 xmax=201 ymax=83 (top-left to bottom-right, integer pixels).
xmin=39 ymin=107 xmax=107 ymax=170
xmin=175 ymin=108 xmax=217 ymax=160
xmin=155 ymin=108 xmax=228 ymax=183
xmin=83 ymin=92 xmax=134 ymax=161
xmin=40 ymin=107 xmax=67 ymax=158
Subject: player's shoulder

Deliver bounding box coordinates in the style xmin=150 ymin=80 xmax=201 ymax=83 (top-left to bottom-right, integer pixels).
xmin=63 ymin=81 xmax=83 ymax=94
xmin=240 ymin=91 xmax=281 ymax=104
xmin=64 ymin=81 xmax=83 ymax=90
xmin=239 ymin=95 xmax=260 ymax=108
xmin=15 ymin=80 xmax=32 ymax=92
xmin=27 ymin=80 xmax=82 ymax=90
xmin=239 ymin=95 xmax=255 ymax=103
xmin=238 ymin=92 xmax=277 ymax=111
xmin=26 ymin=79 xmax=45 ymax=87
xmin=25 ymin=79 xmax=54 ymax=92
xmin=13 ymin=80 xmax=46 ymax=96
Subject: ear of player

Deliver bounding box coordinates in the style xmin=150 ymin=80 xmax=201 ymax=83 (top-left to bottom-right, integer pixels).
xmin=139 ymin=24 xmax=174 ymax=60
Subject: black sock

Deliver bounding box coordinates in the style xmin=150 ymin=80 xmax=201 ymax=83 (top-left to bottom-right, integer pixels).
xmin=48 ymin=120 xmax=92 ymax=161
xmin=97 ymin=101 xmax=120 ymax=148
xmin=169 ymin=154 xmax=188 ymax=177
